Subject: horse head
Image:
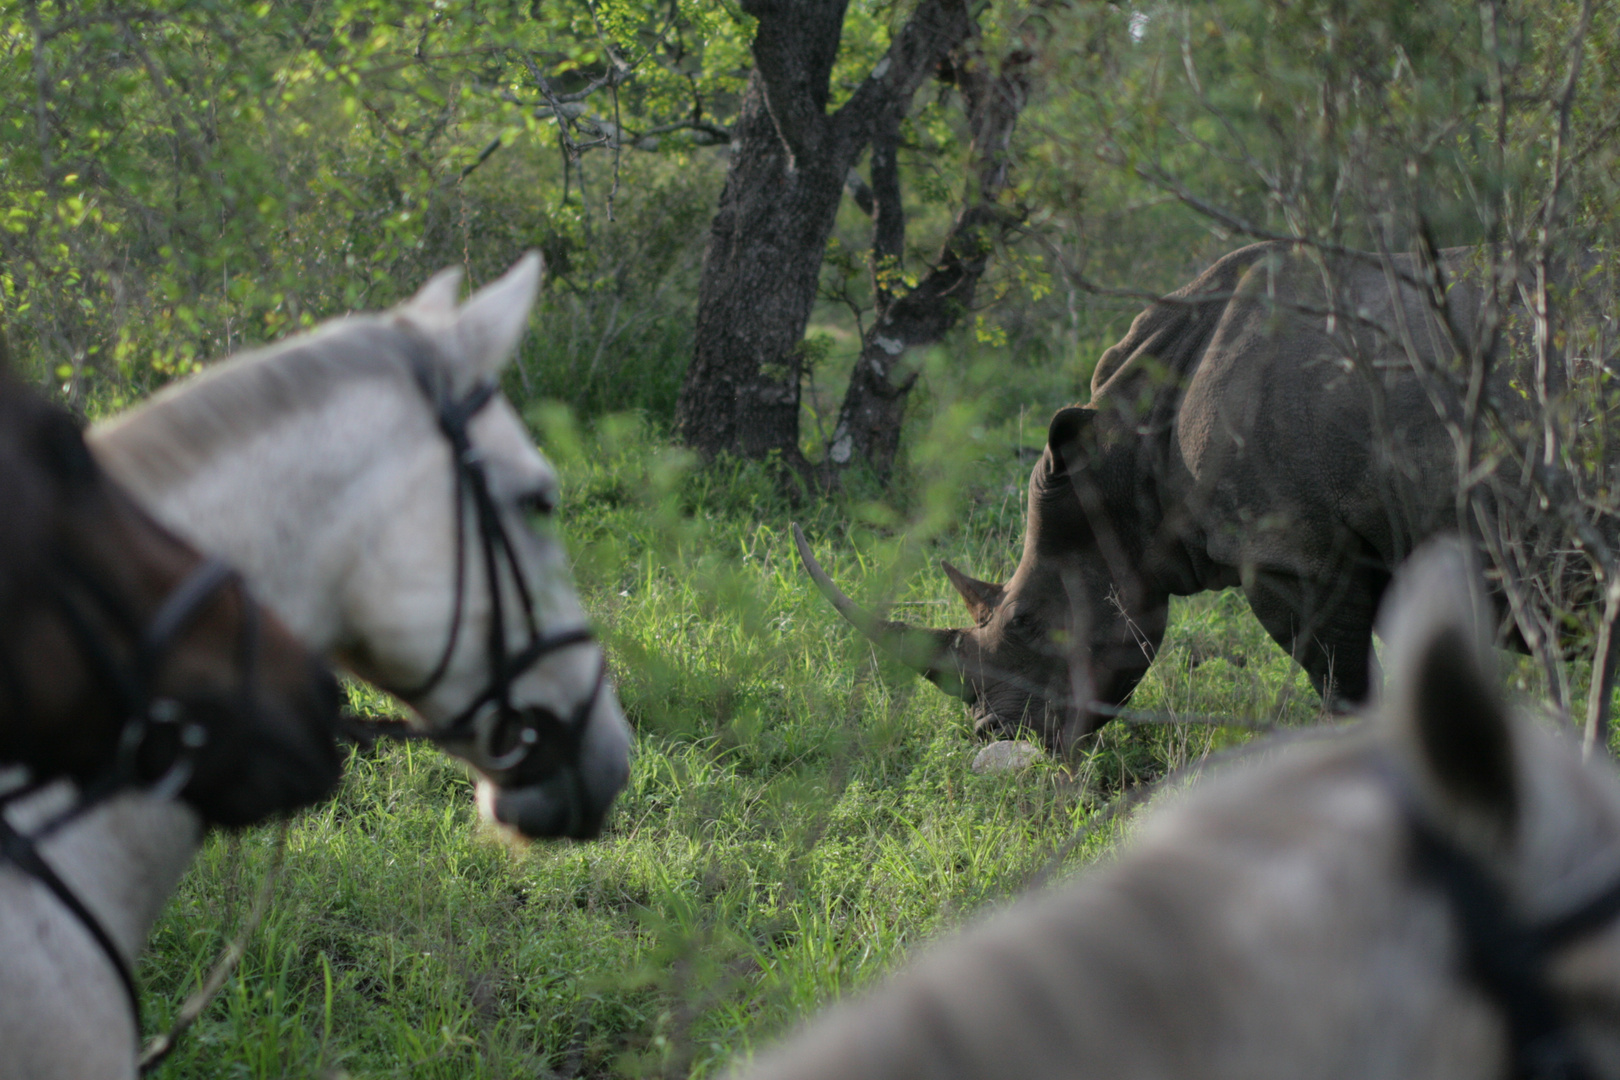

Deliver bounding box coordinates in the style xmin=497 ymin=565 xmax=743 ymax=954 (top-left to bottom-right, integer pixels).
xmin=0 ymin=370 xmax=341 ymax=826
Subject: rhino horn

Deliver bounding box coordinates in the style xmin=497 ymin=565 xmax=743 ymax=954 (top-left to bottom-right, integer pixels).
xmin=791 ymin=523 xmax=970 ymax=699
xmin=940 ymin=560 xmax=1002 ymax=622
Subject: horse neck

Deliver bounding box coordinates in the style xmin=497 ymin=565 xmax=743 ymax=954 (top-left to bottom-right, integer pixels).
xmin=6 ymin=786 xmax=202 ymax=964
xmin=89 ymin=380 xmax=424 ymax=652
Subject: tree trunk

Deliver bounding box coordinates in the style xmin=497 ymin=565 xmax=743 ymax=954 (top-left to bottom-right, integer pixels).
xmin=826 ymin=33 xmax=1034 ymax=482
xmin=675 ymin=0 xmax=974 ymax=471
xmin=675 ymin=68 xmax=848 ymax=468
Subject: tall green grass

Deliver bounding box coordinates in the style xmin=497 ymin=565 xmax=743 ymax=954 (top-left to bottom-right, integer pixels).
xmin=139 ymin=411 xmax=1333 ymax=1079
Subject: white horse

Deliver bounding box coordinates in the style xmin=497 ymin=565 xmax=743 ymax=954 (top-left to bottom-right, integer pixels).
xmin=735 ymin=540 xmax=1620 ymax=1080
xmin=0 ymin=256 xmax=632 ymax=1078
xmin=91 ymin=254 xmax=630 ymax=838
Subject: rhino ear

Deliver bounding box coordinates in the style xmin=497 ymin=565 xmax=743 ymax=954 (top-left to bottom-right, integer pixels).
xmin=941 ymin=560 xmax=1003 ymax=624
xmin=450 ymin=252 xmax=543 ymax=380
xmin=1047 ymin=407 xmax=1093 ymax=471
xmin=1379 ymin=537 xmax=1517 ymax=850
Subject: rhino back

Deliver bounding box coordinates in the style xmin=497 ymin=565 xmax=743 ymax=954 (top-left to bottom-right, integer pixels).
xmin=1096 ymin=245 xmax=1515 ymax=579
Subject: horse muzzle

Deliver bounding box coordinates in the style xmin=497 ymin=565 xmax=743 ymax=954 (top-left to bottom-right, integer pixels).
xmin=485 ymin=692 xmax=630 ymax=840
xmin=490 ymin=771 xmax=603 ymax=839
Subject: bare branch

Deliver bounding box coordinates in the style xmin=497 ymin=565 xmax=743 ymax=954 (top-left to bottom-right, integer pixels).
xmin=831 ymin=0 xmax=974 ymax=156
xmin=869 ymin=104 xmax=905 ymax=309
xmin=458 ymin=136 xmax=503 ymax=182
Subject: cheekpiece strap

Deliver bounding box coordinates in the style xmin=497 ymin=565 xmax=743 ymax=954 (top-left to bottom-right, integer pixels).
xmin=140 ymin=558 xmax=238 ymax=669
xmin=1382 ymin=759 xmax=1600 ymax=1080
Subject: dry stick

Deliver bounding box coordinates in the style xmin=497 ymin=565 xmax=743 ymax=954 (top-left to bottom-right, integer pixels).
xmin=1584 ymin=576 xmax=1620 ymax=758
xmin=1091 ymin=702 xmax=1278 ymax=732
xmin=1541 ymin=0 xmax=1608 ymax=755
xmin=1530 ymin=0 xmax=1595 ymax=469
xmin=1403 ymin=227 xmax=1617 ymax=733
xmin=458 ymin=136 xmax=504 ymax=182
xmin=138 ymin=821 xmax=290 ymax=1075
xmin=580 ymin=0 xmax=631 ymax=221
xmin=1379 ymin=238 xmax=1563 ymax=712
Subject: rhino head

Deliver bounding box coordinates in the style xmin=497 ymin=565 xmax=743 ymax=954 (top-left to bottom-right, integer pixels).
xmin=796 ymin=407 xmax=1171 ymax=754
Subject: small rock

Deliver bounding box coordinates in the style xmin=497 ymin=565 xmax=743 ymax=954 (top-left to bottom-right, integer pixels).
xmin=971 ymin=739 xmax=1044 ymax=775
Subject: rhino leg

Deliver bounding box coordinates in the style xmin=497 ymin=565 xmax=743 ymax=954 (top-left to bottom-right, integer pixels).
xmin=1242 ymin=564 xmax=1389 ymax=710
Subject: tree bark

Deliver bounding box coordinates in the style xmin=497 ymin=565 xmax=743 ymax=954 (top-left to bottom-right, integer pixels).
xmin=674 ymin=0 xmax=974 ymax=470
xmin=825 ymin=32 xmax=1033 ymax=481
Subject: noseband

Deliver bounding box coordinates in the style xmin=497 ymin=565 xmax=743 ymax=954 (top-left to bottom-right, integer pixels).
xmin=350 ymin=341 xmax=603 ymax=787
xmin=1386 ymin=761 xmax=1620 ymax=1080
xmin=0 ymin=555 xmax=252 ymax=1027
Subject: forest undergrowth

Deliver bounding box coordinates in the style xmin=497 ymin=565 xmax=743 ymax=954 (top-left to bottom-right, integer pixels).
xmin=11 ymin=1 xmax=1616 ymax=1075
xmin=137 ymin=409 xmax=1344 ymax=1080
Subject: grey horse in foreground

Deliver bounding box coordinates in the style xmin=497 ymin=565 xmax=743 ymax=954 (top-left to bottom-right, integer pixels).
xmin=738 ymin=539 xmax=1620 ymax=1079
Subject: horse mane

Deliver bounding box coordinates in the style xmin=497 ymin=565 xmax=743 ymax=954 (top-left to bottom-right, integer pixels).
xmin=91 ymin=315 xmax=422 ymax=486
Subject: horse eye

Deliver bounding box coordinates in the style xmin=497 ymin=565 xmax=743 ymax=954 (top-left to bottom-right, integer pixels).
xmin=517 ymin=489 xmax=556 ymax=517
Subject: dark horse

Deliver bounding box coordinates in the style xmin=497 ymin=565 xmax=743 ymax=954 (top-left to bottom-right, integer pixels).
xmin=0 ymin=363 xmax=342 ymax=827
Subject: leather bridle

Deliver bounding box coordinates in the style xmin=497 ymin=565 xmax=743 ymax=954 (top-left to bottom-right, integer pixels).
xmin=1384 ymin=760 xmax=1620 ymax=1080
xmin=347 ymin=339 xmax=604 ymax=799
xmin=0 ymin=554 xmax=253 ymax=1026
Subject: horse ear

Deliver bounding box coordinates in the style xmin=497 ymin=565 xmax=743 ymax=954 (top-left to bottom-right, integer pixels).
xmin=406 ymin=266 xmax=464 ymax=317
xmin=1047 ymin=407 xmax=1093 ymax=471
xmin=451 ymin=252 xmax=543 ymax=380
xmin=941 ymin=560 xmax=1003 ymax=623
xmin=1378 ymin=537 xmax=1517 ymax=849
xmin=37 ymin=406 xmax=98 ymax=491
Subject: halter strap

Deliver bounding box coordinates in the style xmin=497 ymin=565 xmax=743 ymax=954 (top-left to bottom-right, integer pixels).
xmin=140 ymin=558 xmax=238 ymax=670
xmin=436 ymin=628 xmax=596 ymax=734
xmin=1536 ymin=869 xmax=1620 ymax=953
xmin=1404 ymin=812 xmax=1595 ymax=1080
xmin=40 ymin=558 xmax=239 ymax=836
xmin=1384 ymin=759 xmax=1620 ymax=1080
xmin=384 ymin=365 xmax=490 ymax=702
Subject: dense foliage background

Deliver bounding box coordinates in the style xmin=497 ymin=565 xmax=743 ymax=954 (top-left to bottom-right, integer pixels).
xmin=5 ymin=0 xmax=1619 ymax=1076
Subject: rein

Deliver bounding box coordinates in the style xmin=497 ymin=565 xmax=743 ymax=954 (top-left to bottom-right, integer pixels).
xmin=347 ymin=339 xmax=603 ymax=785
xmin=0 ymin=555 xmax=249 ymax=1030
xmin=1383 ymin=761 xmax=1620 ymax=1080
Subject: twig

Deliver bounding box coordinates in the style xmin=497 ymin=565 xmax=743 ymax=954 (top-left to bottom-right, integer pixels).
xmin=458 ymin=136 xmax=504 ymax=182
xmin=1088 ymin=701 xmax=1280 ymax=731
xmin=138 ymin=821 xmax=290 ymax=1074
xmin=1585 ymin=576 xmax=1620 ymax=758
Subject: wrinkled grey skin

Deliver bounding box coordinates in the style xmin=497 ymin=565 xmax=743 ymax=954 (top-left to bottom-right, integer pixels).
xmin=800 ymin=242 xmax=1557 ymax=752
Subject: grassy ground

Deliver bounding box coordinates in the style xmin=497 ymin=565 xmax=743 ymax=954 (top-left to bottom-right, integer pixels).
xmin=137 ymin=411 xmax=1339 ymax=1079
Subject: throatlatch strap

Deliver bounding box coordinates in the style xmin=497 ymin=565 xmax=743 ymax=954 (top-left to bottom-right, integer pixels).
xmin=1379 ymin=751 xmax=1616 ymax=1080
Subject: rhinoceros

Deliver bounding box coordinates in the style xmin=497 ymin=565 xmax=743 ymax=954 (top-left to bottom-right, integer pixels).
xmin=738 ymin=541 xmax=1620 ymax=1080
xmin=796 ymin=241 xmax=1582 ymax=751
